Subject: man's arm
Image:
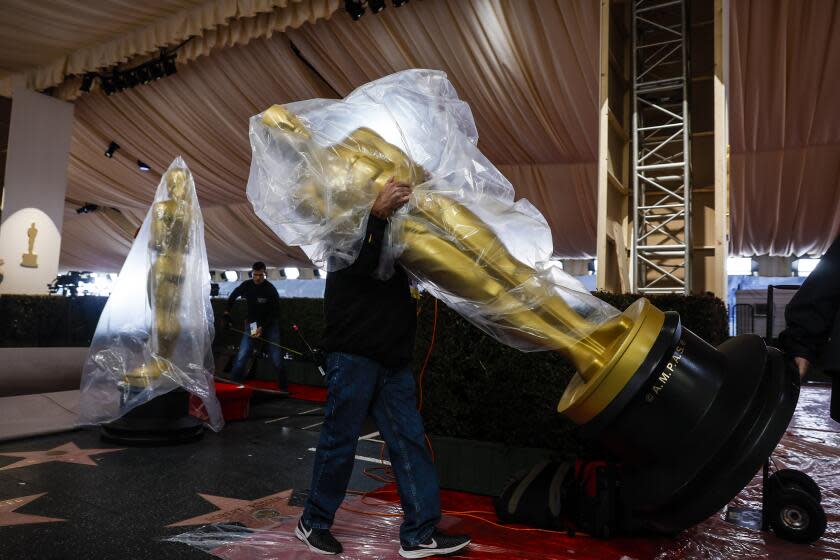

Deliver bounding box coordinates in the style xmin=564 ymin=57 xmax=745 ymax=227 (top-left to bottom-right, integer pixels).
xmin=780 ymin=235 xmax=840 ymax=374
xmin=225 ymin=282 xmax=245 ymax=316
xmin=340 ymin=177 xmax=411 ymax=277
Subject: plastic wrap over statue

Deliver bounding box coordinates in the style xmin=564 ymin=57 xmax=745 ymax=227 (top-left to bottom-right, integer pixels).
xmin=79 ymin=157 xmax=223 ymax=431
xmin=246 ymin=70 xmax=664 ymax=423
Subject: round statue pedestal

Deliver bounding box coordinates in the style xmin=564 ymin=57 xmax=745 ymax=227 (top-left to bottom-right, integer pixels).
xmin=101 ymin=389 xmax=204 ymax=446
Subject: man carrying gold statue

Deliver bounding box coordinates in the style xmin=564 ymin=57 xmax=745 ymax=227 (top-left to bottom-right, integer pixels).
xmin=294 ymin=176 xmax=471 ymax=557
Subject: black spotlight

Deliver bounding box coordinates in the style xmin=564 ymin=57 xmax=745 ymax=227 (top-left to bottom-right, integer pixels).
xmin=105 ymin=141 xmax=120 ymax=158
xmin=149 ymin=60 xmax=164 ymax=80
xmin=393 ymin=0 xmax=409 ymax=6
xmin=369 ymin=0 xmax=386 ymax=13
xmin=76 ymin=203 xmax=99 ymax=214
xmin=344 ymin=0 xmax=365 ymax=20
xmin=136 ymin=64 xmax=152 ymax=84
xmin=101 ymin=75 xmax=116 ymax=95
xmin=112 ymin=71 xmax=126 ymax=92
xmin=137 ymin=160 xmax=151 ymax=172
xmin=162 ymin=54 xmax=177 ymax=76
xmin=80 ymin=73 xmax=95 ymax=92
xmin=124 ymin=69 xmax=139 ymax=88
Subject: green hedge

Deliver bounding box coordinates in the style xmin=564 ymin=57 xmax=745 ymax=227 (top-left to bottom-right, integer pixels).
xmin=0 ymin=291 xmax=727 ymax=456
xmin=0 ymin=295 xmax=108 ymax=347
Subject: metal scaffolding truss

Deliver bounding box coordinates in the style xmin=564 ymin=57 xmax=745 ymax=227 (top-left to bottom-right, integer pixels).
xmin=631 ymin=0 xmax=692 ymax=294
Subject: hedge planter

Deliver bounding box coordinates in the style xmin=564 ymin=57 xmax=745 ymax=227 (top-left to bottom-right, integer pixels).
xmin=429 ymin=435 xmax=556 ymax=496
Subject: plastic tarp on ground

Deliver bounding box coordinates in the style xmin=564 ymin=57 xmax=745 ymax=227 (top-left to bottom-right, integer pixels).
xmin=167 ymin=384 xmax=839 ymax=559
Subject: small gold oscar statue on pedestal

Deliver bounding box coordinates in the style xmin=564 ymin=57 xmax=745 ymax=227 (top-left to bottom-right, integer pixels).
xmin=20 ymin=222 xmax=38 ymax=268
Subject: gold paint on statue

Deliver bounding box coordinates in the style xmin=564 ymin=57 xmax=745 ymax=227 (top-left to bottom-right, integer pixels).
xmin=261 ymin=105 xmax=664 ymax=422
xmin=20 ymin=222 xmax=39 ymax=268
xmin=125 ymin=167 xmax=193 ymax=388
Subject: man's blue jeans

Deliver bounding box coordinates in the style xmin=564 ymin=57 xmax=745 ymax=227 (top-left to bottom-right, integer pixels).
xmin=229 ymin=322 xmax=287 ymax=390
xmin=302 ymin=352 xmax=441 ymax=546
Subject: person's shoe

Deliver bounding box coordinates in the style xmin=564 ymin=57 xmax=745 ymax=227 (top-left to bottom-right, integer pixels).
xmin=295 ymin=518 xmax=343 ymax=555
xmin=399 ymin=529 xmax=471 ymax=558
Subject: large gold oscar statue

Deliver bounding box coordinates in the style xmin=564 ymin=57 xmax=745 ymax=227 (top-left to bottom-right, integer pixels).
xmin=124 ymin=166 xmax=193 ymax=389
xmin=261 ymin=106 xmax=664 ymax=423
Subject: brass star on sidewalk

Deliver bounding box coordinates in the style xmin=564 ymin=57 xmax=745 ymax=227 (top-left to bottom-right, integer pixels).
xmin=0 ymin=442 xmax=125 ymax=471
xmin=168 ymin=489 xmax=301 ymax=529
xmin=0 ymin=493 xmax=64 ymax=527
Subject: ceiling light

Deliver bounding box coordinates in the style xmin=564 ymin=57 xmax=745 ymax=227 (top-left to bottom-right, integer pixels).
xmin=76 ymin=203 xmax=99 ymax=214
xmin=137 ymin=160 xmax=151 ymax=172
xmin=104 ymin=142 xmax=120 ymax=158
xmin=369 ymin=0 xmax=386 ymax=13
xmin=80 ymin=73 xmax=95 ymax=92
xmin=344 ymin=0 xmax=365 ymax=20
xmin=283 ymin=268 xmax=300 ymax=280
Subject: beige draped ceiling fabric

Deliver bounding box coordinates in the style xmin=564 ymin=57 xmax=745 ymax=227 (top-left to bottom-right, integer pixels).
xmin=59 ymin=0 xmax=600 ymax=271
xmin=0 ymin=0 xmax=340 ymax=97
xmin=729 ymin=0 xmax=840 ymax=257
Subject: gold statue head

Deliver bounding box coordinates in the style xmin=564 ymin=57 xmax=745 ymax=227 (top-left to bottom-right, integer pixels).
xmin=261 ymin=105 xmax=311 ymax=139
xmin=165 ymin=168 xmax=190 ymax=200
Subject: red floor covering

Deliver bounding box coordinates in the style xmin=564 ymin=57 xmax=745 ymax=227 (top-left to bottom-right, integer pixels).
xmin=173 ymin=384 xmax=839 ymax=559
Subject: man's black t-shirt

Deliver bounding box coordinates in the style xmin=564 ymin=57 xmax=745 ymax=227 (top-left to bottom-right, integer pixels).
xmin=321 ymin=214 xmax=417 ymax=368
xmin=226 ymin=279 xmax=281 ymax=327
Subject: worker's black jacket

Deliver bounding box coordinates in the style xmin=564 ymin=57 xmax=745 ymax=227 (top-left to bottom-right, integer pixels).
xmin=321 ymin=214 xmax=417 ymax=368
xmin=779 ymin=235 xmax=840 ymax=367
xmin=226 ymin=279 xmax=281 ymax=328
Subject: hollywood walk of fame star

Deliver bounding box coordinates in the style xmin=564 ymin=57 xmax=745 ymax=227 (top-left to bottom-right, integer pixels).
xmin=168 ymin=489 xmax=301 ymax=529
xmin=0 ymin=493 xmax=64 ymax=527
xmin=0 ymin=442 xmax=125 ymax=471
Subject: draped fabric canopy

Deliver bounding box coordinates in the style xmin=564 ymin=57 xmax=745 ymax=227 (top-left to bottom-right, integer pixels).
xmin=729 ymin=0 xmax=840 ymax=257
xmin=0 ymin=0 xmax=339 ymax=96
xmin=57 ymin=0 xmax=601 ymax=271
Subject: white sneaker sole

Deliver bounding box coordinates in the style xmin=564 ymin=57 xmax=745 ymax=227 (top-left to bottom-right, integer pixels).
xmin=295 ymin=525 xmax=340 ymax=555
xmin=398 ymin=539 xmax=471 ymax=558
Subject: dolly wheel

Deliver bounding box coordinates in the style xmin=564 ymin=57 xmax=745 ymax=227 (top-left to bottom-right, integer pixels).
xmin=768 ymin=469 xmax=822 ymax=503
xmin=768 ymin=488 xmax=826 ymax=543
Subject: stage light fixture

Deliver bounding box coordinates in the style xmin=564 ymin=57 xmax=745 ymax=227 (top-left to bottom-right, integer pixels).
xmin=149 ymin=60 xmax=164 ymax=80
xmin=369 ymin=0 xmax=386 ymax=13
xmin=80 ymin=73 xmax=95 ymax=92
xmin=136 ymin=65 xmax=152 ymax=84
xmin=112 ymin=71 xmax=126 ymax=91
xmin=344 ymin=0 xmax=365 ymax=20
xmin=393 ymin=0 xmax=409 ymax=6
xmin=124 ymin=69 xmax=139 ymax=88
xmin=101 ymin=76 xmax=116 ymax=95
xmin=105 ymin=141 xmax=120 ymax=158
xmin=162 ymin=54 xmax=178 ymax=76
xmin=137 ymin=160 xmax=151 ymax=172
xmin=76 ymin=203 xmax=100 ymax=214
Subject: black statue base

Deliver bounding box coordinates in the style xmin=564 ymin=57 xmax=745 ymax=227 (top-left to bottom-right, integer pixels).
xmin=101 ymin=388 xmax=204 ymax=446
xmin=581 ymin=312 xmax=800 ymax=534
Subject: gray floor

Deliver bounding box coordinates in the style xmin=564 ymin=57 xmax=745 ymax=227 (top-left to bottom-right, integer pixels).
xmin=0 ymin=397 xmax=385 ymax=560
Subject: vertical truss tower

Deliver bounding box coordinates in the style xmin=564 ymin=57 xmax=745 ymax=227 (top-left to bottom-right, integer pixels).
xmin=631 ymin=0 xmax=692 ymax=294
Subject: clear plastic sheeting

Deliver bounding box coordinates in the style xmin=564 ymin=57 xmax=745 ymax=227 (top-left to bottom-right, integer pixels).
xmin=247 ymin=69 xmax=619 ymax=354
xmin=79 ymin=157 xmax=223 ymax=430
xmin=169 ymin=385 xmax=839 ymax=559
